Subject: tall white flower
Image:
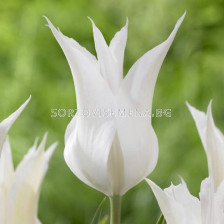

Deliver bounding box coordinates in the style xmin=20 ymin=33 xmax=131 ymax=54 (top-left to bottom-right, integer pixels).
xmin=187 ymin=102 xmax=224 ymax=224
xmin=146 ymin=102 xmax=224 ymax=224
xmin=0 ymin=97 xmax=30 ymax=223
xmin=146 ymin=179 xmax=201 ymax=224
xmin=187 ymin=101 xmax=224 ymax=191
xmin=0 ymin=99 xmax=57 ymax=224
xmin=146 ymin=177 xmax=224 ymax=224
xmin=46 ymin=13 xmax=185 ymax=196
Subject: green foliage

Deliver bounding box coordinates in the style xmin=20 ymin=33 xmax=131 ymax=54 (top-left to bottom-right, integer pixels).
xmin=1 ymin=0 xmax=224 ymax=223
xmin=91 ymin=197 xmax=107 ymax=224
xmin=98 ymin=216 xmax=109 ymax=224
xmin=156 ymin=215 xmax=166 ymax=224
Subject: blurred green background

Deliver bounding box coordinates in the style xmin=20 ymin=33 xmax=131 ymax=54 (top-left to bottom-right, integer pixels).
xmin=1 ymin=0 xmax=224 ymax=223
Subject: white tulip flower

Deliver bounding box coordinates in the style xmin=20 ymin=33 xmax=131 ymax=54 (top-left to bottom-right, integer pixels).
xmin=146 ymin=102 xmax=224 ymax=224
xmin=187 ymin=101 xmax=224 ymax=191
xmin=0 ymin=99 xmax=57 ymax=224
xmin=188 ymin=102 xmax=224 ymax=224
xmin=146 ymin=176 xmax=224 ymax=224
xmin=146 ymin=178 xmax=201 ymax=224
xmin=45 ymin=13 xmax=185 ymax=197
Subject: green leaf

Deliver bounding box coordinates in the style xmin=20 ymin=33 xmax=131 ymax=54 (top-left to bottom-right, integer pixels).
xmin=156 ymin=214 xmax=166 ymax=224
xmin=90 ymin=197 xmax=107 ymax=224
xmin=98 ymin=215 xmax=109 ymax=224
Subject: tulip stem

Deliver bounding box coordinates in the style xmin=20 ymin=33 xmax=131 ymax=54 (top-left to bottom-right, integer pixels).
xmin=109 ymin=195 xmax=121 ymax=224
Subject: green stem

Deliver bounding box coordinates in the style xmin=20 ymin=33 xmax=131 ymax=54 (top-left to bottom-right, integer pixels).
xmin=109 ymin=195 xmax=121 ymax=224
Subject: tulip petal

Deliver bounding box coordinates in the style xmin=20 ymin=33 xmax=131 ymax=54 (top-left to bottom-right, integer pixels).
xmin=0 ymin=96 xmax=31 ymax=153
xmin=46 ymin=18 xmax=121 ymax=195
xmin=214 ymin=179 xmax=224 ymax=223
xmin=0 ymin=184 xmax=6 ymax=223
xmin=0 ymin=138 xmax=14 ymax=187
xmin=8 ymin=136 xmax=56 ymax=223
xmin=200 ymin=178 xmax=224 ymax=224
xmin=8 ymin=181 xmax=37 ymax=224
xmin=115 ymin=13 xmax=185 ymax=194
xmin=186 ymin=102 xmax=207 ymax=149
xmin=188 ymin=101 xmax=224 ymax=191
xmin=65 ymin=115 xmax=77 ymax=142
xmin=44 ymin=141 xmax=58 ymax=163
xmin=146 ymin=179 xmax=185 ymax=224
xmin=64 ymin=116 xmax=110 ymax=192
xmin=14 ymin=135 xmax=56 ymax=192
xmin=0 ymin=138 xmax=14 ymax=224
xmin=55 ymin=26 xmax=98 ymax=69
xmin=206 ymin=102 xmax=224 ymax=190
xmin=164 ymin=179 xmax=201 ymax=224
xmin=64 ymin=119 xmax=116 ymax=196
xmin=200 ymin=177 xmax=215 ymax=224
xmin=117 ymin=115 xmax=158 ymax=195
xmin=109 ymin=18 xmax=128 ymax=78
xmin=121 ymin=12 xmax=185 ymax=112
xmin=89 ymin=18 xmax=122 ymax=93
xmin=46 ymin=18 xmax=115 ymax=130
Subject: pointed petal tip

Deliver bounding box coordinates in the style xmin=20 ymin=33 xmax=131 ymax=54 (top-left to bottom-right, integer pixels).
xmin=207 ymin=99 xmax=213 ymax=113
xmin=185 ymin=101 xmax=191 ymax=108
xmin=186 ymin=101 xmax=192 ymax=109
xmin=43 ymin=16 xmax=56 ymax=31
xmin=43 ymin=132 xmax=49 ymax=140
xmin=125 ymin=17 xmax=129 ymax=27
xmin=146 ymin=179 xmax=164 ymax=197
xmin=175 ymin=11 xmax=186 ymax=28
xmin=43 ymin=16 xmax=51 ymax=26
xmin=18 ymin=96 xmax=31 ymax=112
xmin=186 ymin=101 xmax=196 ymax=114
xmin=50 ymin=141 xmax=59 ymax=151
xmin=145 ymin=178 xmax=157 ymax=188
xmin=33 ymin=137 xmax=39 ymax=147
xmin=43 ymin=16 xmax=50 ymax=23
xmin=53 ymin=141 xmax=59 ymax=148
xmin=8 ymin=95 xmax=30 ymax=120
xmin=87 ymin=17 xmax=95 ymax=26
xmin=22 ymin=95 xmax=31 ymax=106
xmin=37 ymin=132 xmax=48 ymax=154
xmin=45 ymin=141 xmax=58 ymax=160
xmin=0 ymin=96 xmax=31 ymax=144
xmin=144 ymin=177 xmax=149 ymax=182
xmin=206 ymin=100 xmax=214 ymax=125
xmin=87 ymin=17 xmax=103 ymax=35
xmin=88 ymin=17 xmax=99 ymax=33
xmin=180 ymin=11 xmax=187 ymax=21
